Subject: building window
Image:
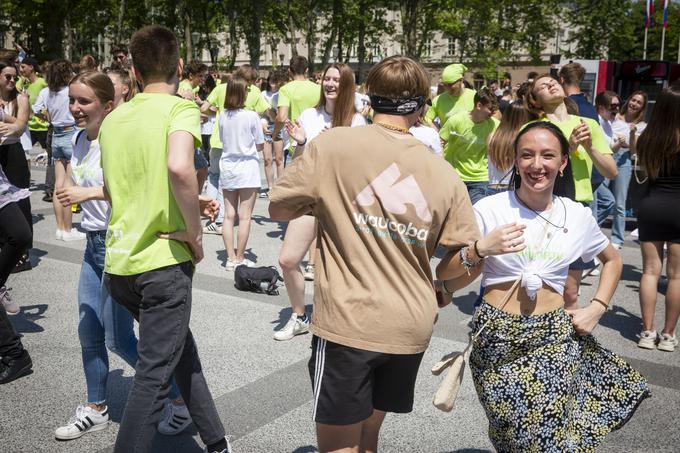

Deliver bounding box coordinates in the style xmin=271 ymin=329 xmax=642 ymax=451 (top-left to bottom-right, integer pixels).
xmin=424 ymin=39 xmax=432 ymax=57
xmin=447 ymin=37 xmax=455 ymax=56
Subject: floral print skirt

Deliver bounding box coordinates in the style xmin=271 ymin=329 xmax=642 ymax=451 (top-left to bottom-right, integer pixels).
xmin=469 ymin=303 xmax=650 ymax=453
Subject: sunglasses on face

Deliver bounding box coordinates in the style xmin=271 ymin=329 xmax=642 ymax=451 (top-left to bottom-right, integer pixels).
xmin=609 ymin=104 xmax=620 ymax=110
xmin=3 ymin=74 xmax=17 ymax=82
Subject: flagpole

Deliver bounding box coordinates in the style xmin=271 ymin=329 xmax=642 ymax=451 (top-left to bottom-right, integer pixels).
xmin=661 ymin=26 xmax=666 ymax=60
xmin=644 ymin=27 xmax=648 ymax=59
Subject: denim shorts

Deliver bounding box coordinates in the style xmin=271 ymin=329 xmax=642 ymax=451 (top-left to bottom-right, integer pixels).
xmin=51 ymin=126 xmax=76 ymax=161
xmin=263 ymin=122 xmax=283 ymax=143
xmin=194 ymin=148 xmax=209 ymax=170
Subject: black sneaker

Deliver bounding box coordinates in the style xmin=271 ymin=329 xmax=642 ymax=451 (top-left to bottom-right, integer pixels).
xmin=42 ymin=191 xmax=53 ymax=202
xmin=11 ymin=253 xmax=32 ymax=274
xmin=0 ymin=350 xmax=33 ymax=384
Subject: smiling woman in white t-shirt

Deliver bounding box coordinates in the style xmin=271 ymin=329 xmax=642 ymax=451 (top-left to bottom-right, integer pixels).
xmin=273 ymin=63 xmax=366 ymax=341
xmin=438 ymin=121 xmax=649 ymax=452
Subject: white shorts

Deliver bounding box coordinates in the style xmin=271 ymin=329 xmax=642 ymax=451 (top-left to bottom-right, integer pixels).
xmin=219 ymin=158 xmax=261 ymax=191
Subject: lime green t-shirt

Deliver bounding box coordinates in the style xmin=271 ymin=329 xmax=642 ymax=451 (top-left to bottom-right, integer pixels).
xmin=207 ymin=84 xmax=269 ymax=149
xmin=534 ymin=115 xmax=611 ymax=203
xmin=177 ymin=79 xmax=198 ymax=97
xmin=440 ymin=111 xmax=498 ymax=182
xmin=277 ymin=80 xmax=320 ymax=122
xmin=425 ymin=88 xmax=476 ymax=126
xmin=19 ymin=77 xmax=49 ymax=132
xmin=99 ymin=93 xmax=201 ymax=275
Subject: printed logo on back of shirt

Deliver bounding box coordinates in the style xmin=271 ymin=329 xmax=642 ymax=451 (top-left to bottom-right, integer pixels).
xmin=353 ymin=163 xmax=432 ymax=247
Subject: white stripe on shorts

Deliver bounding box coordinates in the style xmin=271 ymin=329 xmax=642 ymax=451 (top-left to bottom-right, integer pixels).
xmin=312 ymin=338 xmax=327 ymax=420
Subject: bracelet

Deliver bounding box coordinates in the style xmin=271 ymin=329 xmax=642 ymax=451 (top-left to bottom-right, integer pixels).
xmin=441 ymin=280 xmax=454 ymax=296
xmin=591 ymin=297 xmax=609 ymax=310
xmin=460 ymin=246 xmax=478 ymax=275
xmin=473 ymin=240 xmax=485 ymax=259
xmin=297 ymin=138 xmax=307 ymax=146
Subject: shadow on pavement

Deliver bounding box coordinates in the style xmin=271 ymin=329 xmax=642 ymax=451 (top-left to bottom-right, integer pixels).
xmin=292 ymin=446 xmax=318 ymax=453
xmin=273 ymin=304 xmax=313 ymax=330
xmin=441 ymin=450 xmax=493 ymax=453
xmin=598 ymin=305 xmax=642 ymax=342
xmin=105 ymin=369 xmax=134 ymax=423
xmin=10 ymin=304 xmax=48 ymax=333
xmin=28 ymin=248 xmax=48 ymax=270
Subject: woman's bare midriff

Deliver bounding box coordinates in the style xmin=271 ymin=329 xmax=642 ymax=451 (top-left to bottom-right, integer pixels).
xmin=483 ymin=281 xmax=564 ymax=316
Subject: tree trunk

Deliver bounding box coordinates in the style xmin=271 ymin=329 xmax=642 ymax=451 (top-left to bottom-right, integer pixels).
xmin=183 ymin=6 xmax=193 ymax=62
xmin=244 ymin=4 xmax=262 ymax=68
xmin=64 ymin=17 xmax=74 ymax=61
xmin=115 ymin=0 xmax=126 ymax=45
xmin=356 ymin=0 xmax=367 ymax=83
xmin=321 ymin=0 xmax=341 ymax=66
xmin=287 ymin=1 xmax=298 ymax=57
xmin=228 ymin=10 xmax=239 ymax=69
xmin=305 ymin=1 xmax=317 ymax=74
xmin=400 ymin=0 xmax=420 ymax=59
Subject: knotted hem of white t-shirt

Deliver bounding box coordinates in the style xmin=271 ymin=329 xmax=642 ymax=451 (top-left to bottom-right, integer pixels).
xmin=521 ymin=273 xmax=544 ymax=300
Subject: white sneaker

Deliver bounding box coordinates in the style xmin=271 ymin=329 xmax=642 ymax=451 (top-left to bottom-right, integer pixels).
xmin=225 ymin=258 xmax=239 ymax=271
xmin=54 ymin=405 xmax=109 ymax=440
xmin=61 ymin=228 xmax=86 ymax=242
xmin=273 ymin=313 xmax=310 ymax=341
xmin=0 ymin=286 xmax=19 ymax=316
xmin=658 ymin=333 xmax=678 ymax=352
xmin=638 ymin=330 xmax=658 ymax=350
xmin=303 ymin=264 xmax=315 ymax=281
xmin=55 ymin=229 xmax=64 ymax=240
xmin=242 ymin=258 xmax=256 ymax=267
xmin=203 ymin=222 xmax=222 ymax=235
xmin=612 ymin=243 xmax=623 ymax=250
xmin=158 ymin=401 xmax=193 ymax=435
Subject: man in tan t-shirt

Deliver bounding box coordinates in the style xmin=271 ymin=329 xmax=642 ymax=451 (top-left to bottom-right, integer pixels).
xmin=269 ymin=56 xmax=481 ymax=452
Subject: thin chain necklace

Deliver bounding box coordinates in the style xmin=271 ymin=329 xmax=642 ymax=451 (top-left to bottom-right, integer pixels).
xmin=375 ymin=121 xmax=410 ymax=134
xmin=514 ymin=191 xmax=568 ymax=234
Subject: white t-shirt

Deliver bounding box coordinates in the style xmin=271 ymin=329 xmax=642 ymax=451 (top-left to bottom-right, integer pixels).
xmin=474 ymin=191 xmax=609 ymax=299
xmin=409 ymin=124 xmax=442 ymax=156
xmin=70 ymin=131 xmax=109 ymax=231
xmin=354 ymin=92 xmax=369 ymax=112
xmin=43 ymin=87 xmax=75 ymax=127
xmin=0 ymin=101 xmax=20 ymax=145
xmin=598 ymin=115 xmax=615 ymax=147
xmin=298 ymin=107 xmax=366 ymax=142
xmin=218 ymin=109 xmax=265 ymax=161
xmin=611 ymin=118 xmax=646 ymax=153
xmin=201 ymin=115 xmax=215 ymax=135
xmin=487 ymin=160 xmax=513 ymax=186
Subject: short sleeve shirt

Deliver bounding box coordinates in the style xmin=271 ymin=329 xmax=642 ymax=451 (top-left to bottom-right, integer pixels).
xmin=99 ymin=93 xmax=201 ymax=275
xmin=22 ymin=77 xmax=49 ymax=131
xmin=440 ymin=111 xmax=498 ymax=182
xmin=425 ymin=88 xmax=476 ymax=126
xmin=208 ymin=84 xmax=269 ymax=149
xmin=269 ymin=125 xmax=480 ymax=354
xmin=534 ymin=115 xmax=611 ymax=203
xmin=277 ymin=80 xmax=321 ymax=122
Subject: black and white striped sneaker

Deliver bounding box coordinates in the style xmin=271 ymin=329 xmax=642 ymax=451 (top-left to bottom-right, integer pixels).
xmin=55 ymin=405 xmax=109 ymax=440
xmin=157 ymin=401 xmax=193 ymax=435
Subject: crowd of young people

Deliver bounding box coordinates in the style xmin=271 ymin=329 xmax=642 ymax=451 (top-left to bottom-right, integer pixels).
xmin=0 ymin=29 xmax=678 ymax=453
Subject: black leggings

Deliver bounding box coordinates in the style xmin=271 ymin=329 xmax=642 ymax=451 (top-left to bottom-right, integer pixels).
xmin=0 ymin=142 xmax=32 ymax=249
xmin=0 ymin=202 xmax=31 ymax=358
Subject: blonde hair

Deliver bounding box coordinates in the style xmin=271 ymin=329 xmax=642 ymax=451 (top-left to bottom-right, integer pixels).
xmin=69 ymin=71 xmax=114 ymax=105
xmin=365 ymin=56 xmax=429 ymax=100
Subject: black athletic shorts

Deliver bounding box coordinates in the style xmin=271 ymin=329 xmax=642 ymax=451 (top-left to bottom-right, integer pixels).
xmin=308 ymin=335 xmax=424 ymax=425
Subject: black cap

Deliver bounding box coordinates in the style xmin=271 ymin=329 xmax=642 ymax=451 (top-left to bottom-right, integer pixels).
xmin=22 ymin=57 xmax=39 ymax=68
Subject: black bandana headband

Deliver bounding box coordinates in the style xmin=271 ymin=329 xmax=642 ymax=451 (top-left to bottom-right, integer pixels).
xmin=369 ymin=95 xmax=426 ymax=115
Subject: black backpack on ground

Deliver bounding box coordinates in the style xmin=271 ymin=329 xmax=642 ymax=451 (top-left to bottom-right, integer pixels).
xmin=234 ymin=265 xmax=283 ymax=295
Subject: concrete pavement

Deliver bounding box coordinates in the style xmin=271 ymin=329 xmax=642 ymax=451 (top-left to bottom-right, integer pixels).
xmin=1 ymin=165 xmax=678 ymax=453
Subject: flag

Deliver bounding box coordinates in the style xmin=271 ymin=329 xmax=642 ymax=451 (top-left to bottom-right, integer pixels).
xmin=662 ymin=0 xmax=669 ymax=29
xmin=646 ymin=0 xmax=655 ymax=29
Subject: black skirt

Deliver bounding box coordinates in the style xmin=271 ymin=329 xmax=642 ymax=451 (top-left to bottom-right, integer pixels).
xmin=637 ymin=191 xmax=680 ymax=242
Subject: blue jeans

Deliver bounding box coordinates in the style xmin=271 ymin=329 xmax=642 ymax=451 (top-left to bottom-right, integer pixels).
xmin=590 ymin=183 xmax=616 ymax=226
xmin=51 ymin=126 xmax=75 ymax=161
xmin=464 ymin=181 xmax=488 ymax=205
xmin=78 ymin=230 xmax=180 ymax=404
xmin=608 ymin=151 xmax=632 ymax=245
xmin=207 ymin=147 xmax=224 ymax=224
